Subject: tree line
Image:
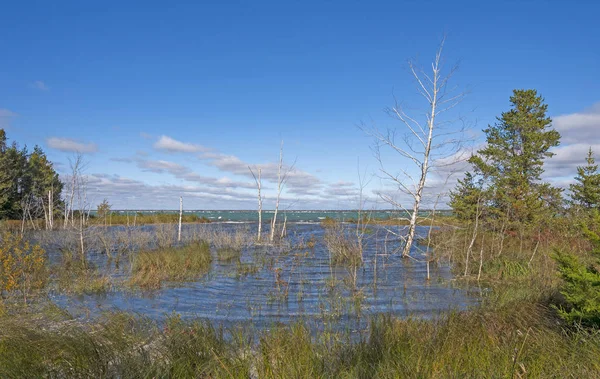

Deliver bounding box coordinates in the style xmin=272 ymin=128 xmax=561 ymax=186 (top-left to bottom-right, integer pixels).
xmin=448 ymin=89 xmax=600 ymax=327
xmin=0 ymin=129 xmax=62 ymax=230
xmin=450 ymin=89 xmax=599 ymax=224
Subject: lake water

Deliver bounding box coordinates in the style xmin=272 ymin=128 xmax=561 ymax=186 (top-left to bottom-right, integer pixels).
xmin=104 ymin=209 xmax=453 ymax=222
xmin=47 ymin=222 xmax=479 ymax=334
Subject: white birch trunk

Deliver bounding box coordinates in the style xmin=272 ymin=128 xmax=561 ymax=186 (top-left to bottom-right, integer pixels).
xmin=249 ymin=167 xmax=262 ymax=242
xmin=178 ymin=196 xmax=183 ymax=242
xmin=270 ymin=143 xmax=284 ymax=242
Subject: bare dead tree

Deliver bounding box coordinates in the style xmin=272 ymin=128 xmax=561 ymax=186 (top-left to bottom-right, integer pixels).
xmin=270 ymin=141 xmax=295 ymax=243
xmin=249 ymin=166 xmax=263 ymax=242
xmin=363 ymin=38 xmax=467 ymax=257
xmin=61 ymin=153 xmax=92 ymax=265
xmin=464 ymin=194 xmax=483 ymax=277
xmin=355 ymin=159 xmax=373 ymax=260
xmin=63 ymin=154 xmax=82 ymax=229
xmin=178 ymin=196 xmax=183 ymax=242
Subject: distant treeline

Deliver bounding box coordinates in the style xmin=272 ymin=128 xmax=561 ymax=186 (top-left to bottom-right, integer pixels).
xmin=0 ymin=129 xmax=62 ymax=224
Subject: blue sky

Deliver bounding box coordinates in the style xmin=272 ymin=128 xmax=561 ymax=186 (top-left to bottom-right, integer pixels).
xmin=1 ymin=0 xmax=599 ymax=209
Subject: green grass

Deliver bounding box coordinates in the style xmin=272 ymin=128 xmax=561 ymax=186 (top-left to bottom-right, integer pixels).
xmin=53 ymin=250 xmax=112 ymax=296
xmin=1 ymin=292 xmax=599 ymax=378
xmin=90 ymin=212 xmax=211 ymax=226
xmin=129 ymin=241 xmax=212 ymax=289
xmin=217 ymin=247 xmax=241 ymax=262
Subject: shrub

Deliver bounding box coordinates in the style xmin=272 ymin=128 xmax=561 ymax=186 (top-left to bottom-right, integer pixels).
xmin=0 ymin=232 xmax=48 ymax=302
xmin=553 ymin=211 xmax=600 ymax=327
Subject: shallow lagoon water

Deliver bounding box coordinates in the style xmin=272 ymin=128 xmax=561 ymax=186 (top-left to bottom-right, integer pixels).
xmin=49 ymin=223 xmax=480 ymax=333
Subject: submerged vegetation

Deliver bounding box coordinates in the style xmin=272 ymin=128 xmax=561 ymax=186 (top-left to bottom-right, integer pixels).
xmin=129 ymin=241 xmax=212 ymax=289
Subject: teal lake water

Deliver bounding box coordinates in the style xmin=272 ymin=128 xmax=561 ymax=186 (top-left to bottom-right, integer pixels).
xmin=106 ymin=209 xmax=453 ymax=222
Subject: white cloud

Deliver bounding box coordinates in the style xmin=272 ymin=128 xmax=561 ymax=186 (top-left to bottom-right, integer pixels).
xmin=199 ymin=151 xmax=323 ymax=193
xmin=544 ymin=143 xmax=600 ymax=182
xmin=553 ymin=102 xmax=600 ymax=144
xmin=135 ymin=158 xmax=256 ymax=189
xmin=138 ymin=159 xmax=189 ymax=175
xmin=46 ymin=137 xmax=98 ymax=153
xmin=31 ymin=80 xmax=49 ymax=91
xmin=541 ymin=102 xmax=600 ymax=186
xmin=81 ymin=172 xmax=364 ymax=210
xmin=153 ymin=135 xmax=209 ymax=153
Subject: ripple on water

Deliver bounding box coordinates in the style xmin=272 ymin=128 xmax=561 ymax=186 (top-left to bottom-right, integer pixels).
xmin=49 ymin=223 xmax=479 ymax=332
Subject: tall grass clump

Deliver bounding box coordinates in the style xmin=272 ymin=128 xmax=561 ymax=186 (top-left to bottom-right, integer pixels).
xmin=129 ymin=241 xmax=212 ymax=289
xmin=54 ymin=248 xmax=111 ymax=295
xmin=323 ymin=222 xmax=362 ymax=266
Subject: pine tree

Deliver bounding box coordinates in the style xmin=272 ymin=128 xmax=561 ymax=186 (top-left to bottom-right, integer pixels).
xmin=0 ymin=129 xmax=62 ymax=221
xmin=469 ymin=89 xmax=561 ymax=224
xmin=449 ymin=171 xmax=484 ymax=221
xmin=553 ymin=211 xmax=600 ymax=327
xmin=570 ymin=148 xmax=600 ymax=210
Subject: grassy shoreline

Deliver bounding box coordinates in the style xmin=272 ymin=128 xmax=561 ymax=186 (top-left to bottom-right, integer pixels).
xmin=1 ymin=286 xmax=598 ymax=378
xmin=1 ymin=217 xmax=599 ymax=376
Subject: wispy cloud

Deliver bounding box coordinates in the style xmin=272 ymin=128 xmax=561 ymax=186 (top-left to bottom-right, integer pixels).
xmin=0 ymin=109 xmax=17 ymax=128
xmin=553 ymin=102 xmax=600 ymax=144
xmin=153 ymin=135 xmax=209 ymax=153
xmin=30 ymin=80 xmax=49 ymax=91
xmin=200 ymin=151 xmax=323 ymax=193
xmin=46 ymin=137 xmax=98 ymax=153
xmin=136 ymin=158 xmax=256 ymax=189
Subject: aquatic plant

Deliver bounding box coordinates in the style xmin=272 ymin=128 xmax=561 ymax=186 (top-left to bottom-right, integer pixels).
xmin=129 ymin=241 xmax=212 ymax=289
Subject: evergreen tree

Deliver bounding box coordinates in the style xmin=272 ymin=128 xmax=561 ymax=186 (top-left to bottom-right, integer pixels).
xmin=569 ymin=147 xmax=600 ymax=210
xmin=469 ymin=89 xmax=561 ymax=224
xmin=449 ymin=171 xmax=484 ymax=221
xmin=553 ymin=211 xmax=600 ymax=327
xmin=0 ymin=129 xmax=62 ymax=221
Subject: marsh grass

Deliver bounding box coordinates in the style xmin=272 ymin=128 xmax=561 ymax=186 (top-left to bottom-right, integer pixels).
xmin=217 ymin=248 xmax=241 ymax=262
xmin=2 ymin=292 xmax=600 ymax=378
xmin=90 ymin=212 xmax=211 ymax=226
xmin=129 ymin=241 xmax=212 ymax=289
xmin=52 ymin=248 xmax=111 ymax=295
xmin=430 ymin=219 xmax=587 ymax=286
xmin=324 ymin=226 xmax=363 ymax=266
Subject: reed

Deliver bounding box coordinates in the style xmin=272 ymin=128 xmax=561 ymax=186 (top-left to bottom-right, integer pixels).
xmin=129 ymin=241 xmax=212 ymax=289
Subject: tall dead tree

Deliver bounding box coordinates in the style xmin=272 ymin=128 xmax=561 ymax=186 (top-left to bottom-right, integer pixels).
xmin=365 ymin=38 xmax=466 ymax=257
xmin=63 ymin=154 xmax=82 ymax=229
xmin=270 ymin=142 xmax=284 ymax=242
xmin=269 ymin=141 xmax=295 ymax=243
xmin=178 ymin=196 xmax=183 ymax=242
xmin=249 ymin=166 xmax=263 ymax=241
